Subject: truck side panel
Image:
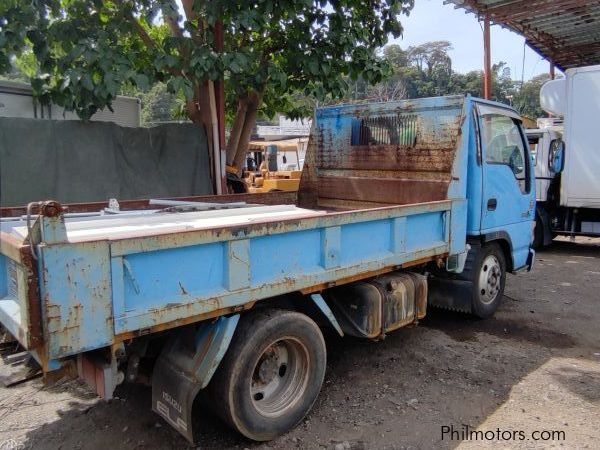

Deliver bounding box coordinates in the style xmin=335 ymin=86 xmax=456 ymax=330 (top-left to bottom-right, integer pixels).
xmin=562 ymin=67 xmax=600 ymax=208
xmin=39 ymin=242 xmax=113 ymax=359
xmin=110 ymin=206 xmax=451 ymax=338
xmin=16 ymin=201 xmax=460 ymax=361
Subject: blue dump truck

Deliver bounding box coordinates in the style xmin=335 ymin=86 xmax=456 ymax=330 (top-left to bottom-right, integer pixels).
xmin=0 ymin=95 xmax=535 ymax=442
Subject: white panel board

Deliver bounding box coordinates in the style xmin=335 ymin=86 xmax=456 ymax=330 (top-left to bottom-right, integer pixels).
xmin=562 ymin=66 xmax=600 ymax=208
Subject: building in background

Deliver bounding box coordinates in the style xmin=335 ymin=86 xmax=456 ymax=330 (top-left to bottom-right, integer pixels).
xmin=0 ymin=80 xmax=141 ymax=127
xmin=256 ymin=115 xmax=311 ymax=141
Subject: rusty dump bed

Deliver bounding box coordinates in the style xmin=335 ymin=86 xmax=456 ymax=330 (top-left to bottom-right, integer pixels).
xmin=298 ymin=96 xmax=464 ymax=210
xmin=0 ymin=95 xmax=469 ymax=371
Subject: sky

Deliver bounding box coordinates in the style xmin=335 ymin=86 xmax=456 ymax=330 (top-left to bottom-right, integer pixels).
xmin=391 ymin=0 xmax=553 ymax=81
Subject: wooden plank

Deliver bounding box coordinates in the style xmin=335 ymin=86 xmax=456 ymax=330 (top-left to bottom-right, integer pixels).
xmin=318 ymin=176 xmax=449 ymax=205
xmin=318 ymin=168 xmax=452 ymax=182
xmin=318 ymin=145 xmax=456 ymax=172
xmin=316 ymin=198 xmax=394 ymax=211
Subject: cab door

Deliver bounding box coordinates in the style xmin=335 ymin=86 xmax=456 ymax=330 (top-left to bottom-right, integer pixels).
xmin=478 ymin=105 xmax=535 ymax=270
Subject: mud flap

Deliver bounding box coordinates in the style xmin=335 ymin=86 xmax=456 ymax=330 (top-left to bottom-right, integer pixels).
xmin=151 ymin=314 xmax=239 ymax=442
xmin=427 ymin=277 xmax=472 ymax=314
xmin=310 ymin=293 xmax=344 ymax=337
xmin=526 ymin=248 xmax=535 ymax=272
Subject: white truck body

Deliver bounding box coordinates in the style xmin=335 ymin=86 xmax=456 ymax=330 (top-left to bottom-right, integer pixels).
xmin=531 ymin=64 xmax=600 ymax=245
xmin=528 ymin=125 xmax=563 ymax=203
xmin=540 ymin=65 xmax=600 ymax=209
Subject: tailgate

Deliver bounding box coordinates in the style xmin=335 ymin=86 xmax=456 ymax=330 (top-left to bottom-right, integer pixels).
xmin=0 ymin=232 xmax=41 ymax=350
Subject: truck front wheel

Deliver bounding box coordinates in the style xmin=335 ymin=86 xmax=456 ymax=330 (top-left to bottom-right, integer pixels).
xmin=470 ymin=243 xmax=506 ymax=318
xmin=208 ymin=309 xmax=326 ymax=441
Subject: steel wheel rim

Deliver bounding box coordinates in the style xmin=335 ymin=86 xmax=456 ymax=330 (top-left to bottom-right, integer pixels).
xmin=478 ymin=255 xmax=502 ymax=305
xmin=250 ymin=337 xmax=310 ymax=418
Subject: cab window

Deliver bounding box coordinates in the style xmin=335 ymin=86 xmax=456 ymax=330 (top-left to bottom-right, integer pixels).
xmin=481 ymin=114 xmax=530 ymax=194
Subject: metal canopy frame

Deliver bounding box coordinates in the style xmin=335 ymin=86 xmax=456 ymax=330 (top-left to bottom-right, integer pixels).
xmin=446 ymin=0 xmax=600 ymax=71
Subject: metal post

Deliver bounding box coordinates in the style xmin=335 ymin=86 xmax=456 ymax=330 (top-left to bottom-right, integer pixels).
xmin=549 ymin=60 xmax=556 ymax=118
xmin=214 ymin=19 xmax=227 ymax=193
xmin=483 ymin=16 xmax=492 ymax=100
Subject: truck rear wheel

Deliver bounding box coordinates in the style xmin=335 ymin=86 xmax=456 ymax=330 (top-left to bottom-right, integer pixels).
xmin=469 ymin=243 xmax=506 ymax=318
xmin=208 ymin=309 xmax=326 ymax=441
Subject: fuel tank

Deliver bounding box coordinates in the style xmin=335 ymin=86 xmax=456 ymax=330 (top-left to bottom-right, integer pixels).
xmin=326 ymin=272 xmax=427 ymax=339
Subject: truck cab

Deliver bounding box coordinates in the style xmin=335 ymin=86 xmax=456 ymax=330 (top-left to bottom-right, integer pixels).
xmin=526 ymin=122 xmax=564 ymax=247
xmin=471 ymin=101 xmax=536 ymax=268
xmin=527 ymin=120 xmax=564 ymax=203
xmin=428 ymin=98 xmax=536 ymax=315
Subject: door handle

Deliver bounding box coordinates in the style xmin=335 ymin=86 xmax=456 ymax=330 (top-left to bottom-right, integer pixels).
xmin=487 ymin=198 xmax=498 ymax=211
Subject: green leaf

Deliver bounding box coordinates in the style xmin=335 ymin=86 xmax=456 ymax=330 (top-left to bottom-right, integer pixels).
xmin=60 ymin=76 xmax=71 ymax=92
xmin=134 ymin=74 xmax=150 ymax=90
xmin=0 ymin=0 xmax=416 ymax=125
xmin=182 ymin=79 xmax=194 ymax=100
xmin=82 ymin=74 xmax=94 ymax=90
xmin=307 ymin=59 xmax=319 ymax=76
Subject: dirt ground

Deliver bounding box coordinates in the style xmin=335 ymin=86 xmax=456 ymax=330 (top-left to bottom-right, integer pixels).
xmin=0 ymin=237 xmax=599 ymax=450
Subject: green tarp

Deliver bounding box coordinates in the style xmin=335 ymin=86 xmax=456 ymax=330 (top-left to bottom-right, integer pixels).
xmin=0 ymin=118 xmax=212 ymax=207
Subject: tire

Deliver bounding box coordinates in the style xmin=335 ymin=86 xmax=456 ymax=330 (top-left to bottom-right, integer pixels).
xmin=467 ymin=243 xmax=507 ymax=319
xmin=208 ymin=309 xmax=326 ymax=441
xmin=533 ymin=215 xmax=544 ymax=250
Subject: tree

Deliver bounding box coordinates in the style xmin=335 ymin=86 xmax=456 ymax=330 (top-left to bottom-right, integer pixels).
xmin=513 ymin=73 xmax=551 ymax=118
xmin=383 ymin=44 xmax=409 ymax=68
xmin=448 ymin=70 xmax=484 ymax=97
xmin=0 ymin=50 xmax=36 ymax=82
xmin=407 ymin=41 xmax=452 ymax=78
xmin=0 ymin=0 xmax=414 ymax=177
xmin=396 ymin=41 xmax=454 ymax=98
xmin=367 ymin=77 xmax=407 ymax=103
xmin=344 ymin=40 xmax=551 ymax=121
xmin=491 ymin=61 xmax=516 ymax=104
xmin=139 ymin=82 xmax=183 ymax=125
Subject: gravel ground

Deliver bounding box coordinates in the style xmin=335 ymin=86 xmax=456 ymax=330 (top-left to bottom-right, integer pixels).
xmin=0 ymin=237 xmax=598 ymax=450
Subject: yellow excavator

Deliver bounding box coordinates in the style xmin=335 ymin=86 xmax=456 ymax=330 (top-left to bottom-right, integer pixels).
xmin=243 ymin=139 xmax=306 ymax=193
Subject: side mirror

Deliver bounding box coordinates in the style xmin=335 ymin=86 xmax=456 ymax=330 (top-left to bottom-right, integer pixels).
xmin=549 ymin=139 xmax=565 ymax=174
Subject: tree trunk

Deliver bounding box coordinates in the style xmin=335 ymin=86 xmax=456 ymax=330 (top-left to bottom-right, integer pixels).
xmin=187 ymin=82 xmax=220 ymax=194
xmin=225 ymin=99 xmax=249 ymax=165
xmin=232 ymin=91 xmax=261 ymax=176
xmin=185 ymin=99 xmax=203 ymax=124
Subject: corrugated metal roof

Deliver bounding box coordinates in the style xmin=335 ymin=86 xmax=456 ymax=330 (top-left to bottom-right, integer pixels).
xmin=446 ymin=0 xmax=600 ymax=70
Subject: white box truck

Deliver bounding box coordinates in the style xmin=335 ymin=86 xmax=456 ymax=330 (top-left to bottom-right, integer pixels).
xmin=527 ymin=65 xmax=600 ymax=247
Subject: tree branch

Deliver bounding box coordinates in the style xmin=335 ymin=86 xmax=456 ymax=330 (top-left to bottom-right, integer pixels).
xmin=165 ymin=17 xmax=184 ymax=39
xmin=181 ymin=0 xmax=196 ymax=22
xmin=128 ymin=15 xmax=158 ymax=50
xmin=115 ymin=0 xmax=158 ymax=50
xmin=181 ymin=0 xmax=205 ymax=46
